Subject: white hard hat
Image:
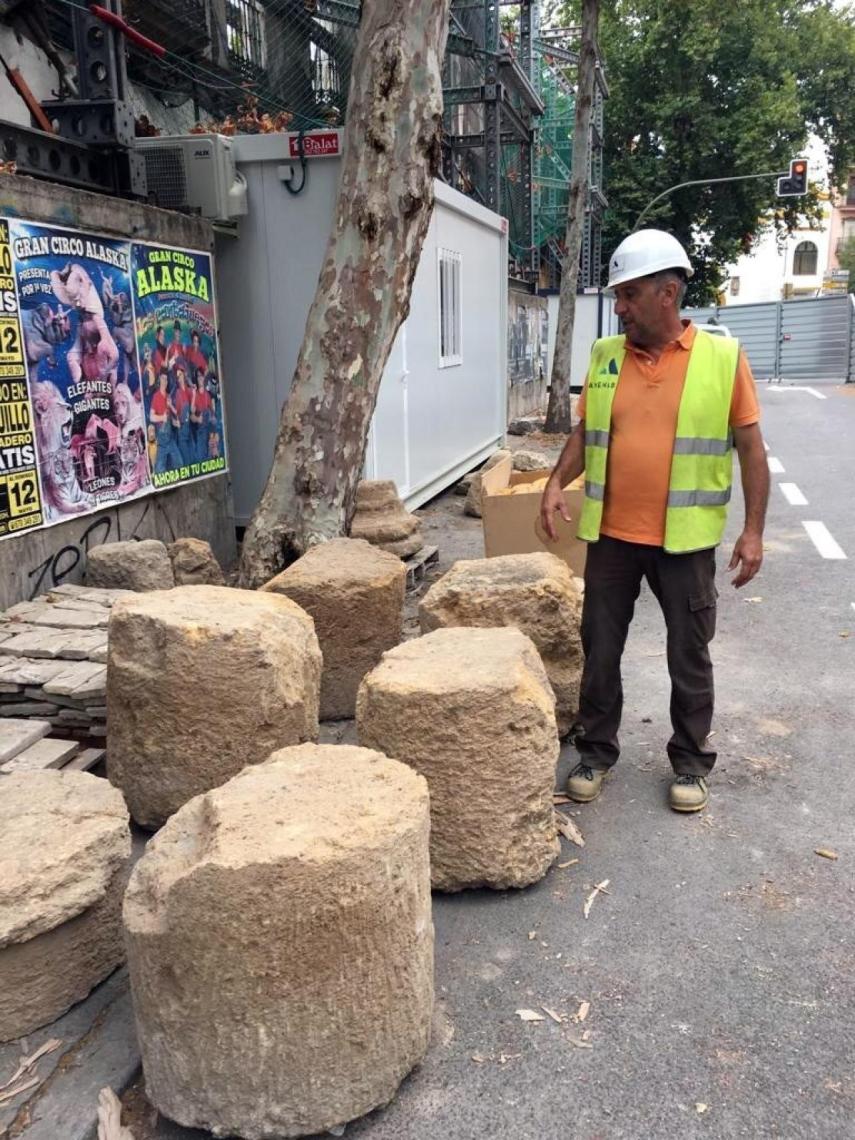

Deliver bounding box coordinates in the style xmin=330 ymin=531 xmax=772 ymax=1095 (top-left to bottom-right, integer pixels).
xmin=606 ymin=229 xmax=693 ymax=290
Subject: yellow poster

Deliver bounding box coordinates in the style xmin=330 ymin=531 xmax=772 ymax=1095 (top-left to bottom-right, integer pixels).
xmin=0 ymin=219 xmax=43 ymax=537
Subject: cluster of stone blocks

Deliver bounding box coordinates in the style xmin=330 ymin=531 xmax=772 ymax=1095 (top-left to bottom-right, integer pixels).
xmin=1 ymin=536 xmax=584 ymax=1137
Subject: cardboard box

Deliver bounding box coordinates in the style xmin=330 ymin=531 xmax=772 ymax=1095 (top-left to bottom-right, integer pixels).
xmin=480 ymin=456 xmax=587 ymax=576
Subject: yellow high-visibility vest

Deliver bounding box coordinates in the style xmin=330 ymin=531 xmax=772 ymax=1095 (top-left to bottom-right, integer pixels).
xmin=578 ymin=330 xmax=739 ymax=553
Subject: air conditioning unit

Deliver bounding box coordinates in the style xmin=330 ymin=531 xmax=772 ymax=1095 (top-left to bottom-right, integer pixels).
xmin=133 ymin=134 xmax=248 ymax=222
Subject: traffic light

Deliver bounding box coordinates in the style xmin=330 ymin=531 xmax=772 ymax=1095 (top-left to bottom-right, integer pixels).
xmin=777 ymin=158 xmax=808 ymax=197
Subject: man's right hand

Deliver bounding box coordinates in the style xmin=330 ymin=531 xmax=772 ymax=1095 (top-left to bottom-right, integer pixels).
xmin=540 ymin=477 xmax=572 ymax=542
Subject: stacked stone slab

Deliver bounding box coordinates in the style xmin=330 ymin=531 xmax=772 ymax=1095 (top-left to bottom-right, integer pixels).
xmin=463 ymin=448 xmax=513 ymax=518
xmin=107 ymin=585 xmax=321 ymax=828
xmin=0 ymin=584 xmax=132 ymax=739
xmin=419 ymin=552 xmax=583 ymax=736
xmin=124 ymin=743 xmax=432 ymax=1139
xmin=168 ymin=537 xmax=225 ymax=585
xmin=0 ymin=770 xmax=130 ymax=1041
xmin=350 ymin=480 xmax=424 ymax=558
xmin=86 ymin=539 xmax=176 ymax=592
xmin=262 ymin=537 xmax=405 ymax=720
xmin=357 ymin=626 xmax=560 ymax=891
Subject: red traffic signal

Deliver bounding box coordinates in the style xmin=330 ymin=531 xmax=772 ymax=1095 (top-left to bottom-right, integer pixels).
xmin=777 ymin=158 xmax=808 ymax=197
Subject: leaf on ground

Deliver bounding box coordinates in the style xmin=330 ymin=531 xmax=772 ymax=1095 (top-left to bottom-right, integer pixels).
xmin=516 ymin=1009 xmax=546 ymax=1022
xmin=583 ymin=879 xmax=610 ymax=919
xmin=0 ymin=1076 xmax=40 ymax=1106
xmin=0 ymin=1037 xmax=62 ymax=1094
xmin=555 ymin=811 xmax=585 ymax=848
xmin=574 ymin=1000 xmax=591 ymax=1023
xmin=815 ymin=848 xmax=839 ymax=860
xmin=97 ymin=1087 xmax=136 ymax=1140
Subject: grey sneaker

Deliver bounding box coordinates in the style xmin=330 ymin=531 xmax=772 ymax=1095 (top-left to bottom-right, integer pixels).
xmin=566 ymin=763 xmax=605 ymax=803
xmin=668 ymin=774 xmax=709 ymax=813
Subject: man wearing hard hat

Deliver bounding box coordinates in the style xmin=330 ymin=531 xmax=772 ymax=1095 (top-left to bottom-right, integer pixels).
xmin=540 ymin=229 xmax=769 ymax=813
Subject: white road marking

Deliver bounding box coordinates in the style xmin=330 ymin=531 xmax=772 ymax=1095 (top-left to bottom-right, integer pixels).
xmin=768 ymin=457 xmax=785 ymax=474
xmin=766 ymin=385 xmax=828 ymax=400
xmin=779 ymin=482 xmax=808 ymax=506
xmin=803 ymin=521 xmax=847 ymax=560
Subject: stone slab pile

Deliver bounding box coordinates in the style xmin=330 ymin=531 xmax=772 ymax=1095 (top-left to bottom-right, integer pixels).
xmin=419 ymin=552 xmax=584 ymax=737
xmin=107 ymin=585 xmax=321 ymax=828
xmin=0 ymin=584 xmax=134 ymax=740
xmin=86 ymin=539 xmax=176 ymax=592
xmin=463 ymin=448 xmax=513 ymax=518
xmin=124 ymin=742 xmax=432 ymax=1139
xmin=0 ymin=770 xmax=130 ymax=1042
xmin=262 ymin=537 xmax=405 ymax=720
xmin=357 ymin=626 xmax=560 ymax=891
xmin=168 ymin=537 xmax=225 ymax=586
xmin=350 ymin=480 xmax=424 ymax=558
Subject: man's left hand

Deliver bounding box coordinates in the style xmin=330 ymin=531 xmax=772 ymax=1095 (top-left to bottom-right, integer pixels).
xmin=728 ymin=530 xmax=763 ymax=588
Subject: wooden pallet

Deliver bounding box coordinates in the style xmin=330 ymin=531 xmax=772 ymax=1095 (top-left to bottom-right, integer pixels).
xmin=0 ymin=718 xmax=105 ymax=775
xmin=404 ymin=545 xmax=439 ymax=590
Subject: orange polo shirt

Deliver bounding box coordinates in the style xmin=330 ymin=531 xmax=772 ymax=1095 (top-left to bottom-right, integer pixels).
xmin=577 ymin=322 xmax=760 ymax=546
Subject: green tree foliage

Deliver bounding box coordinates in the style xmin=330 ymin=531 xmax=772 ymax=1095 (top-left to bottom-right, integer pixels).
xmin=556 ymin=0 xmax=855 ymax=302
xmin=836 ymin=237 xmax=855 ymax=293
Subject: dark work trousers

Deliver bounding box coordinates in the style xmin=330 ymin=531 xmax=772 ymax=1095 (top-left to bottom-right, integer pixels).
xmin=576 ymin=535 xmax=718 ymax=776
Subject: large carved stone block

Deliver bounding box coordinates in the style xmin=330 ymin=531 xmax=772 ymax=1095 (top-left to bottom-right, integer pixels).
xmin=0 ymin=771 xmax=130 ymax=1041
xmin=86 ymin=539 xmax=175 ymax=592
xmin=107 ymin=585 xmax=321 ymax=828
xmin=419 ymin=552 xmax=583 ymax=735
xmin=262 ymin=537 xmax=405 ymax=720
xmin=124 ymin=743 xmax=433 ymax=1139
xmin=357 ymin=626 xmax=559 ymax=891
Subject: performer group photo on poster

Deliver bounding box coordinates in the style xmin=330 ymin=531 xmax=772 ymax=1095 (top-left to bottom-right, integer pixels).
xmin=132 ymin=244 xmax=226 ymax=490
xmin=0 ymin=220 xmax=228 ymax=542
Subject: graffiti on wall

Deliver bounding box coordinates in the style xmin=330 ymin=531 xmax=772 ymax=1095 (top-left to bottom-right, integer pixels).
xmin=508 ymin=293 xmax=548 ymax=384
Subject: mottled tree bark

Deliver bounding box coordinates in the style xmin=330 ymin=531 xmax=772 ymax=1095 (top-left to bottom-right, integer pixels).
xmin=544 ymin=0 xmax=599 ymax=435
xmin=239 ymin=0 xmax=451 ymax=588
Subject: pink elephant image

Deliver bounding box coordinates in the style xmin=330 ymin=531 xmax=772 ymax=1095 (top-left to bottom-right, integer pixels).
xmin=50 ymin=263 xmax=119 ymax=390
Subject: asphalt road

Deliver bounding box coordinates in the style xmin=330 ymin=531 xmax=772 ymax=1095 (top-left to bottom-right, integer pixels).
xmin=132 ymin=382 xmax=855 ymax=1140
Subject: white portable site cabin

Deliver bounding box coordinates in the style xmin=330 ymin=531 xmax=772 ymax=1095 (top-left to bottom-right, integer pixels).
xmin=214 ymin=131 xmax=508 ymax=525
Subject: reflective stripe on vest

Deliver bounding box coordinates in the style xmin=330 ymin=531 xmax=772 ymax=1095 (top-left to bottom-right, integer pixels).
xmin=577 ymin=330 xmax=739 ymax=553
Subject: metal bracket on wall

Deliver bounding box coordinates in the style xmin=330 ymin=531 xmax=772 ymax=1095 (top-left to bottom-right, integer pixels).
xmin=0 ymin=120 xmax=129 ymax=194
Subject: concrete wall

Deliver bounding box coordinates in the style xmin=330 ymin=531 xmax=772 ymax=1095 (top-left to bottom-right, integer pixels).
xmin=0 ymin=174 xmax=235 ymax=609
xmin=507 ymin=288 xmax=548 ymax=421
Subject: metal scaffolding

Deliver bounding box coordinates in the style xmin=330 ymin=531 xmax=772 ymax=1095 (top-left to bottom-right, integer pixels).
xmin=443 ymin=2 xmax=607 ymax=288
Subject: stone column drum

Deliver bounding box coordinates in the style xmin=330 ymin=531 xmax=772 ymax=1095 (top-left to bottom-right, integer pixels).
xmin=124 ymin=743 xmax=433 ymax=1140
xmin=357 ymin=626 xmax=560 ymax=891
xmin=107 ymin=585 xmax=321 ymax=828
xmin=419 ymin=552 xmax=584 ymax=736
xmin=0 ymin=771 xmax=130 ymax=1042
xmin=350 ymin=480 xmax=424 ymax=558
xmin=262 ymin=537 xmax=405 ymax=720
